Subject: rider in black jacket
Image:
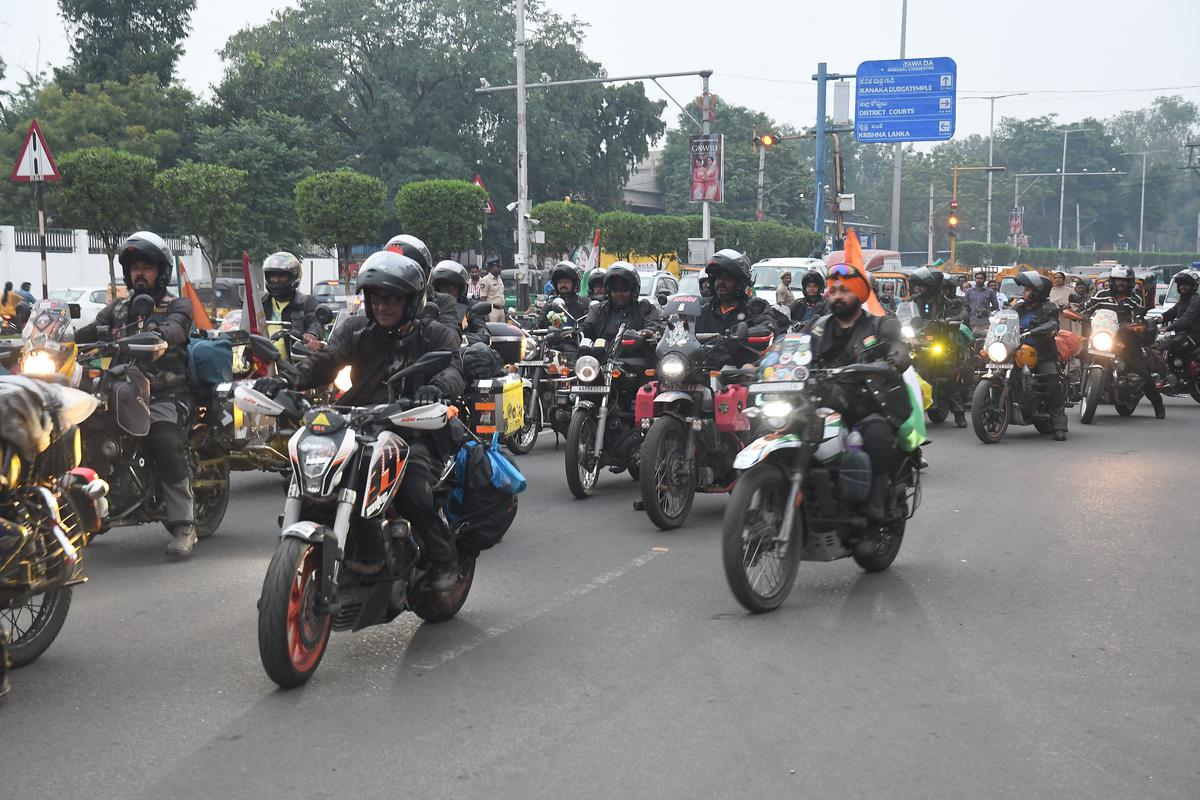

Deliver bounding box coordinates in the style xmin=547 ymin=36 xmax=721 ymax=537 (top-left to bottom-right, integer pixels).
xmin=431 ymin=259 xmax=488 ymax=337
xmin=1157 ymin=269 xmax=1200 ymax=356
xmin=261 ymin=252 xmax=325 ymax=351
xmin=1012 ymin=271 xmax=1069 ymax=439
xmin=1083 ymin=265 xmax=1164 ymax=419
xmin=908 ymin=266 xmax=970 ymax=427
xmin=536 ymin=261 xmax=590 ymax=327
xmin=581 ymin=262 xmax=663 ymax=341
xmin=697 ymin=249 xmax=780 ymax=365
xmin=258 ymin=251 xmax=465 ymax=590
xmin=385 ymin=234 xmax=461 ymax=335
xmin=809 ymin=263 xmax=912 ymax=526
xmin=790 ymin=270 xmax=828 ymax=331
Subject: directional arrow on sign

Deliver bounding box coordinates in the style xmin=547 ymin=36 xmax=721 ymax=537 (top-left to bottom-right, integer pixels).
xmin=10 ymin=119 xmax=60 ymax=183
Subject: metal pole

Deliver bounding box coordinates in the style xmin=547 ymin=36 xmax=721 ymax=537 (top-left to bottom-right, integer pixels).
xmin=927 ymin=180 xmax=934 ymax=263
xmin=950 ymin=169 xmax=959 ymax=266
xmin=1076 ymin=203 xmax=1081 ymax=251
xmin=888 ymin=0 xmax=908 ymax=252
xmin=1138 ymin=152 xmax=1147 ymax=252
xmin=1057 ymin=130 xmax=1069 ymax=249
xmin=36 ymin=181 xmax=48 ymax=299
xmin=514 ymin=0 xmax=529 ymax=310
xmin=813 ymin=63 xmax=827 ymax=236
xmin=701 ymin=72 xmax=711 ymax=244
xmin=986 ymin=97 xmax=996 ymax=245
xmin=755 ymin=142 xmax=766 ymax=221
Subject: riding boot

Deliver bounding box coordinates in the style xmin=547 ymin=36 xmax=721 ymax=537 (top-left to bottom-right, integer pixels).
xmin=1148 ymin=389 xmax=1166 ymax=419
xmin=860 ymin=474 xmax=891 ymax=525
xmin=162 ymin=479 xmax=196 ymax=559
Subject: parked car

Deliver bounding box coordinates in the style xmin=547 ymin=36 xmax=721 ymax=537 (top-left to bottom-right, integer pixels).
xmin=48 ymin=286 xmax=126 ymax=327
xmin=750 ymin=257 xmax=826 ymax=302
xmin=313 ymin=279 xmax=355 ymax=313
xmin=639 ymin=270 xmax=679 ymax=305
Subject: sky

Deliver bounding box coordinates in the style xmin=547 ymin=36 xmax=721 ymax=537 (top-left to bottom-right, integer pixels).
xmin=2 ymin=0 xmax=1199 ymax=146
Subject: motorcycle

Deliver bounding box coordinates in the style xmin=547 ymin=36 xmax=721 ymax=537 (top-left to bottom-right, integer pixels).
xmin=1078 ymin=304 xmax=1147 ymax=424
xmin=76 ymin=295 xmax=230 ymax=540
xmin=896 ymin=301 xmax=971 ymax=424
xmin=1149 ymin=322 xmax=1200 ymax=403
xmin=563 ymin=319 xmax=656 ymax=499
xmin=503 ymin=299 xmax=580 ymax=455
xmin=239 ymin=350 xmax=503 ymax=688
xmin=0 ymin=375 xmax=109 ymax=670
xmin=720 ymin=334 xmax=921 ymax=613
xmin=970 ymin=309 xmax=1065 ymax=443
xmin=16 ymin=300 xmax=83 ymax=382
xmin=636 ymin=295 xmax=770 ymax=530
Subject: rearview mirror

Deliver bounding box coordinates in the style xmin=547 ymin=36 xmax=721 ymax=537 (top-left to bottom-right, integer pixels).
xmin=387 ymin=350 xmax=454 ymax=389
xmin=13 ymin=302 xmax=31 ymax=327
xmin=551 ymin=297 xmax=567 ymax=311
xmin=657 ymin=292 xmax=669 ymax=306
xmin=315 ymin=305 xmax=334 ymax=325
xmin=639 ymin=298 xmax=654 ymax=315
xmin=470 ymin=301 xmax=494 ymax=318
xmin=248 ymin=333 xmax=281 ymax=363
xmin=67 ymin=302 xmax=81 ymax=320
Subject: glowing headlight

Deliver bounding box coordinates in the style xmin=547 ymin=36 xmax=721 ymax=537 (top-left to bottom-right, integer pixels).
xmin=930 ymin=342 xmax=945 ymax=356
xmin=1092 ymin=331 xmax=1113 ymax=352
xmin=761 ymin=400 xmax=793 ymax=429
xmin=21 ymin=350 xmax=57 ymax=376
xmin=575 ymin=355 xmax=601 ymax=383
xmin=298 ymin=436 xmax=338 ymax=480
xmin=334 ymin=365 xmax=353 ymax=392
xmin=901 ymin=325 xmax=915 ymax=339
xmin=986 ymin=342 xmax=1009 ymax=363
xmin=658 ymin=353 xmax=689 ymax=383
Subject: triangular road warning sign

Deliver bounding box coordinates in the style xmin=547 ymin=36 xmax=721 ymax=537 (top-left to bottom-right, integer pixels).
xmin=10 ymin=120 xmax=60 ymax=183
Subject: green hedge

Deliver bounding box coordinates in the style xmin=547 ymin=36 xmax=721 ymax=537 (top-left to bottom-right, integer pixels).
xmin=955 ymin=240 xmax=1200 ymax=270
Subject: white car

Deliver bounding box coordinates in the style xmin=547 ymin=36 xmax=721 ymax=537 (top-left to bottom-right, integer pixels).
xmin=750 ymin=257 xmax=827 ymax=302
xmin=48 ymin=286 xmax=123 ymax=328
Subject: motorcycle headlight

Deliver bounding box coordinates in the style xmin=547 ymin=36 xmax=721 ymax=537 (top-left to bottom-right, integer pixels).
xmin=761 ymin=400 xmax=793 ymax=429
xmin=986 ymin=342 xmax=1009 ymax=363
xmin=901 ymin=325 xmax=915 ymax=339
xmin=334 ymin=365 xmax=353 ymax=392
xmin=930 ymin=342 xmax=945 ymax=356
xmin=575 ymin=355 xmax=601 ymax=383
xmin=658 ymin=353 xmax=689 ymax=383
xmin=298 ymin=436 xmax=338 ymax=480
xmin=21 ymin=349 xmax=57 ymax=376
xmin=1092 ymin=331 xmax=1114 ymax=352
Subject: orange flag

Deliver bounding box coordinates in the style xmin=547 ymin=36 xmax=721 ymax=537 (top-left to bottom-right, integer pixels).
xmin=178 ymin=259 xmax=213 ymax=331
xmin=844 ymin=228 xmax=886 ymax=316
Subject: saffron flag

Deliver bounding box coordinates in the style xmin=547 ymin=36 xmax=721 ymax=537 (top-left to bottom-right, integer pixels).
xmin=178 ymin=259 xmax=213 ymax=331
xmin=844 ymin=228 xmax=886 ymax=317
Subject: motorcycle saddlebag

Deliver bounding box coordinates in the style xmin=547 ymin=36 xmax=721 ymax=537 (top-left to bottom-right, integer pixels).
xmin=108 ymin=366 xmax=152 ymax=437
xmin=447 ymin=439 xmax=522 ymax=555
xmin=462 ymin=341 xmax=503 ymax=382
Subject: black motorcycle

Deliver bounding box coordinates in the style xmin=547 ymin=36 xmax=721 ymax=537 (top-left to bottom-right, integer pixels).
xmin=896 ymin=301 xmax=970 ymax=424
xmin=1078 ymin=303 xmax=1148 ymax=423
xmin=971 ymin=309 xmax=1065 ymax=443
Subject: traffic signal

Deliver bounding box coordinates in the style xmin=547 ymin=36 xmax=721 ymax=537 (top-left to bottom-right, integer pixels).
xmin=948 ymin=199 xmax=960 ymax=236
xmin=754 ymin=132 xmax=778 ymax=148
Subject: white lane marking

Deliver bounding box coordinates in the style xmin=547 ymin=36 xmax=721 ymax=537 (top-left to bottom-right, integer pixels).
xmin=411 ymin=548 xmax=668 ymax=670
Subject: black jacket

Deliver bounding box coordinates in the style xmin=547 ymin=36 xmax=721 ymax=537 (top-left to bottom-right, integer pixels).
xmin=536 ymin=293 xmax=589 ymax=328
xmin=790 ymin=296 xmax=828 ymax=330
xmin=261 ymin=291 xmax=324 ymax=340
xmin=582 ymin=299 xmax=664 ymax=341
xmin=1161 ymin=291 xmax=1200 ymax=335
xmin=296 ymin=316 xmax=465 ymax=407
xmin=1013 ymin=299 xmax=1061 ymax=362
xmin=809 ymin=311 xmax=912 ymax=428
xmin=76 ymin=292 xmax=194 ymax=392
xmin=418 ymin=291 xmax=464 ymax=336
xmin=915 ymin=292 xmax=966 ymax=323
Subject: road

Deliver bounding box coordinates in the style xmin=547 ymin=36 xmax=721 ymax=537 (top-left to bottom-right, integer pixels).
xmin=3 ymin=398 xmax=1199 ymax=799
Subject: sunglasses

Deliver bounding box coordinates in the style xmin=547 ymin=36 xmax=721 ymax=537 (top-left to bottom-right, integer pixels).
xmin=828 ymin=264 xmax=862 ymax=280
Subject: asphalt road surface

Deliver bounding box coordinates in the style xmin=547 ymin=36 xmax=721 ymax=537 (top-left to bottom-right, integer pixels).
xmin=3 ymin=398 xmax=1198 ymax=799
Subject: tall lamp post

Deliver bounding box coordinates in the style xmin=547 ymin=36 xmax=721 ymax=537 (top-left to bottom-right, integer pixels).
xmin=963 ymin=93 xmax=1027 ymax=244
xmin=1057 ymin=127 xmax=1093 ymax=249
xmin=1120 ymin=149 xmax=1170 ymax=254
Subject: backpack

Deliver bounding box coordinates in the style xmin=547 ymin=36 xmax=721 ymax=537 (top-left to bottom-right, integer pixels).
xmin=446 ymin=436 xmax=525 ymax=555
xmin=187 ymin=336 xmax=234 ymax=388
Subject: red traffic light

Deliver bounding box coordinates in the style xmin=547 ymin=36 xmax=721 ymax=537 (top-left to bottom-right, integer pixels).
xmin=950 ymin=199 xmax=959 ymax=210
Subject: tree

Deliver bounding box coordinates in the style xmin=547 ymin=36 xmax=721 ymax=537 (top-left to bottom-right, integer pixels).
xmin=56 ymin=0 xmax=197 ymax=87
xmin=394 ymin=179 xmax=487 ymax=260
xmin=639 ymin=215 xmax=693 ymax=269
xmin=530 ymin=200 xmax=596 ymax=260
xmin=596 ymin=211 xmax=649 ymax=261
xmin=54 ymin=147 xmax=157 ymax=291
xmin=295 ymin=170 xmax=387 ymax=282
xmin=155 ymin=163 xmax=249 ymax=277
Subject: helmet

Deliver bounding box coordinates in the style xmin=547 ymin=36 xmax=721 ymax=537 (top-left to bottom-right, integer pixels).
xmin=117 ymin=231 xmax=174 ymax=293
xmin=800 ymin=270 xmax=825 ymax=291
xmin=356 ymin=251 xmax=427 ymax=326
xmin=430 ymin=259 xmax=468 ymax=298
xmin=604 ymin=262 xmax=641 ymax=296
xmin=705 ymin=249 xmax=752 ymax=288
xmin=1175 ymin=269 xmax=1199 ymax=292
xmin=384 ymin=234 xmax=433 ymax=275
xmin=550 ymin=261 xmax=581 ymax=293
xmin=1109 ymin=265 xmax=1134 ymax=281
xmin=908 ymin=267 xmax=945 ymax=294
xmin=586 ymin=268 xmax=606 ymax=293
xmin=262 ymin=252 xmax=302 ymax=299
xmin=1014 ymin=270 xmax=1052 ymax=301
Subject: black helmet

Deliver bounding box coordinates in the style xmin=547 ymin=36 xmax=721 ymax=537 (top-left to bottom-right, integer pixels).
xmin=1014 ymin=270 xmax=1052 ymax=302
xmin=800 ymin=270 xmax=825 ymax=291
xmin=586 ymin=268 xmax=606 ymax=293
xmin=705 ymin=248 xmax=752 ymax=288
xmin=263 ymin=252 xmax=302 ymax=299
xmin=1175 ymin=269 xmax=1199 ymax=292
xmin=550 ymin=261 xmax=581 ymax=293
xmin=908 ymin=267 xmax=944 ymax=294
xmin=430 ymin=259 xmax=468 ymax=298
xmin=357 ymin=251 xmax=427 ymax=326
xmin=117 ymin=231 xmax=174 ymax=293
xmin=385 ymin=234 xmax=432 ymax=275
xmin=605 ymin=261 xmax=641 ymax=296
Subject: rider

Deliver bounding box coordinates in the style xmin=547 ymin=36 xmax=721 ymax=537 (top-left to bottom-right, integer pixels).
xmin=1013 ymin=271 xmax=1069 ymax=440
xmin=536 ymin=261 xmax=589 ymax=327
xmin=75 ymin=232 xmax=198 ymax=558
xmin=581 ymin=262 xmax=663 ymax=341
xmin=1083 ymin=265 xmax=1165 ymax=419
xmin=430 ymin=259 xmax=487 ymax=336
xmin=1156 ymin=269 xmax=1200 ymax=367
xmin=790 ymin=270 xmax=828 ymax=331
xmin=261 ymin=252 xmax=325 ymax=352
xmin=384 ymin=234 xmax=461 ymax=333
xmin=257 ymin=251 xmax=465 ymax=591
xmin=809 ymin=263 xmax=912 ymax=528
xmin=908 ymin=267 xmax=969 ymax=427
xmin=696 ymin=249 xmax=780 ymax=364
xmin=585 ymin=268 xmax=607 ymax=303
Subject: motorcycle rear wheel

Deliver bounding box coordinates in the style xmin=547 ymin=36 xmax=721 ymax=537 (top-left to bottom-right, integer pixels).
xmin=1079 ymin=369 xmax=1103 ymax=424
xmin=971 ymin=379 xmax=1009 ymax=444
xmin=853 ymin=461 xmax=912 ymax=573
xmin=4 ymin=587 xmax=72 ymax=668
xmin=565 ymin=409 xmax=600 ymax=499
xmin=258 ymin=539 xmax=332 ymax=689
xmin=505 ymin=390 xmax=540 ymax=455
xmin=192 ymin=443 xmax=230 ymax=539
xmin=411 ymin=557 xmax=476 ymax=623
xmin=640 ymin=416 xmax=696 ymax=530
xmin=721 ymin=464 xmax=799 ymax=613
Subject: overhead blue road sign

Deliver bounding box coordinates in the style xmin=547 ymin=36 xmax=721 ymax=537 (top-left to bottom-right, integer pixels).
xmin=854 ymin=57 xmax=957 ymax=143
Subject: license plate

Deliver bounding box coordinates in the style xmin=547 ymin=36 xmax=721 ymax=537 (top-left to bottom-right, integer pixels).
xmin=572 ymin=385 xmax=609 ymax=393
xmin=991 ymin=364 xmax=1014 ymax=371
xmin=516 ymin=361 xmax=546 ymax=367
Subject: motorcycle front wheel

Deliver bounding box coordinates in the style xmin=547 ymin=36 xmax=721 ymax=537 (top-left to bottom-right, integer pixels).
xmin=640 ymin=416 xmax=696 ymax=530
xmin=505 ymin=388 xmax=541 ymax=455
xmin=971 ymin=379 xmax=1009 ymax=444
xmin=258 ymin=538 xmax=332 ymax=689
xmin=721 ymin=464 xmax=800 ymax=613
xmin=565 ymin=409 xmax=600 ymax=499
xmin=1079 ymin=368 xmax=1104 ymax=424
xmin=3 ymin=587 xmax=72 ymax=668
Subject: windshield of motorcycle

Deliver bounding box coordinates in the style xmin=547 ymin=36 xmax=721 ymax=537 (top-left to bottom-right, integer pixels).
xmin=756 ymin=332 xmax=813 ymax=386
xmin=894 ymin=301 xmax=927 ymax=337
xmin=1091 ymin=308 xmax=1120 ymax=334
xmin=22 ymin=300 xmax=75 ymax=351
xmin=984 ymin=309 xmax=1021 ymax=351
xmin=663 ymin=294 xmax=703 ymax=320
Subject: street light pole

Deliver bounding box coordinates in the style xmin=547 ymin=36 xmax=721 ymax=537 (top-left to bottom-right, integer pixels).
xmin=1120 ymin=149 xmax=1170 ymax=254
xmin=963 ymin=93 xmax=1027 ymax=245
xmin=927 ymin=180 xmax=934 ymax=263
xmin=701 ymin=71 xmax=712 ymax=244
xmin=888 ymin=0 xmax=908 ymax=252
xmin=755 ymin=139 xmax=767 ymax=221
xmin=514 ymin=0 xmax=529 ymax=307
xmin=1057 ymin=127 xmax=1090 ymax=249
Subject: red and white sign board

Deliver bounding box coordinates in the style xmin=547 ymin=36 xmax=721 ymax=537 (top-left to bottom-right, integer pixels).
xmin=10 ymin=120 xmax=60 ymax=183
xmin=473 ymin=173 xmax=497 ymax=214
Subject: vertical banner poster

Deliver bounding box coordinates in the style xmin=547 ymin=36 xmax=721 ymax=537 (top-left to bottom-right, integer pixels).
xmin=688 ymin=133 xmax=724 ymax=203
